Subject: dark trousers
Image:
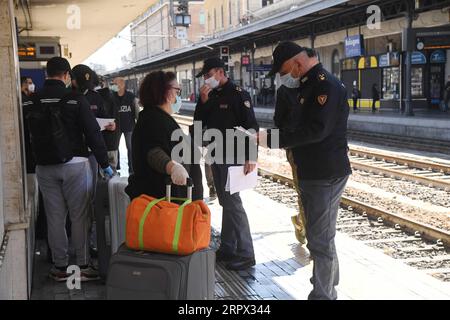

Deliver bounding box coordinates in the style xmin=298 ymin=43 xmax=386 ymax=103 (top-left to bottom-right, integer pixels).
xmin=211 ymin=164 xmax=254 ymax=259
xmin=372 ymin=99 xmax=378 ymax=111
xmin=353 ymin=98 xmax=358 ymax=110
xmin=299 ymin=175 xmax=349 ymax=300
xmin=205 ymin=163 xmax=216 ymax=196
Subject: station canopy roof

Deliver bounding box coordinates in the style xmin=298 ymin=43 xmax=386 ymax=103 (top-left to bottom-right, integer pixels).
xmin=14 ymin=0 xmax=155 ymax=65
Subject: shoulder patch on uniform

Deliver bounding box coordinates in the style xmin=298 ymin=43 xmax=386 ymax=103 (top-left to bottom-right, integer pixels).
xmin=318 ymin=95 xmax=328 ymax=106
xmin=236 ymin=86 xmax=242 ymax=92
xmin=244 ymin=100 xmax=251 ymax=108
xmin=318 ymin=73 xmax=326 ymax=81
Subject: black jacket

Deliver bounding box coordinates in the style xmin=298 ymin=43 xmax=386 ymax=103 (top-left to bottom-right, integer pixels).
xmin=126 ymin=107 xmax=202 ymax=201
xmin=194 ymin=80 xmax=259 ymax=164
xmin=84 ymin=89 xmax=107 ymax=118
xmin=114 ymin=91 xmax=137 ymax=133
xmin=24 ymin=79 xmax=109 ymax=168
xmin=274 ymin=85 xmax=299 ymax=130
xmin=98 ymin=87 xmax=121 ymax=151
xmin=268 ymin=63 xmax=352 ymax=180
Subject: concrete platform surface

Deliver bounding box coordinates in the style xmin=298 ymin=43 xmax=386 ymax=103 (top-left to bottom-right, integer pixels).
xmin=31 ymin=185 xmax=450 ymax=300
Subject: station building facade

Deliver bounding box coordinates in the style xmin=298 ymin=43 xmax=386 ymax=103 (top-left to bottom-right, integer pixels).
xmin=114 ymin=0 xmax=450 ymax=113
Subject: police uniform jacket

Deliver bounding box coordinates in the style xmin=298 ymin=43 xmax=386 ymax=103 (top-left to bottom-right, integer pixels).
xmin=114 ymin=91 xmax=137 ymax=133
xmin=194 ymin=79 xmax=259 ymax=164
xmin=274 ymin=85 xmax=299 ymax=130
xmin=268 ymin=63 xmax=352 ymax=180
xmin=98 ymin=87 xmax=121 ymax=151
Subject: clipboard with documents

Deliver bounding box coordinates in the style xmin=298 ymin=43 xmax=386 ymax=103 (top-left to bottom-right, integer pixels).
xmin=225 ymin=165 xmax=258 ymax=195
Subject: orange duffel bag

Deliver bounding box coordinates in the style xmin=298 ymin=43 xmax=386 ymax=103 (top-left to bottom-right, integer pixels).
xmin=125 ymin=179 xmax=211 ymax=255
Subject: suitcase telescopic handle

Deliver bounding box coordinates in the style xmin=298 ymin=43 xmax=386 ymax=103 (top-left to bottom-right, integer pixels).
xmin=165 ymin=177 xmax=193 ymax=202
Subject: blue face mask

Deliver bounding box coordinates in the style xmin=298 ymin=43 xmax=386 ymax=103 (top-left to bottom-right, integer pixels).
xmin=171 ymin=95 xmax=182 ymax=114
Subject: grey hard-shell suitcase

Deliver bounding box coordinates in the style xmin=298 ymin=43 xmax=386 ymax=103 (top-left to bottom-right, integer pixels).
xmin=108 ymin=176 xmax=130 ymax=254
xmin=94 ymin=175 xmax=130 ymax=279
xmin=106 ymin=178 xmax=215 ymax=300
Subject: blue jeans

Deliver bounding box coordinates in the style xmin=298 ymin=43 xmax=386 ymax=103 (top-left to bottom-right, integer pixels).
xmin=299 ymin=176 xmax=349 ymax=300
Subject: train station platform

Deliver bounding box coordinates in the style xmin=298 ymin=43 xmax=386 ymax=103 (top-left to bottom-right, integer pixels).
xmin=30 ymin=179 xmax=450 ymax=300
xmin=180 ymin=102 xmax=450 ymax=144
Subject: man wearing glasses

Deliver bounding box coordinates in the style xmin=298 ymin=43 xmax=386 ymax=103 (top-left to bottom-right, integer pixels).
xmin=194 ymin=57 xmax=259 ymax=270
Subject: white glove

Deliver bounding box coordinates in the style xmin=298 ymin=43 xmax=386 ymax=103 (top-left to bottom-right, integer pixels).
xmin=170 ymin=162 xmax=189 ymax=186
xmin=258 ymin=129 xmax=269 ymax=149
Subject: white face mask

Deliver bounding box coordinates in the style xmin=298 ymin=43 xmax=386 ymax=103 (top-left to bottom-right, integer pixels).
xmin=279 ymin=73 xmax=300 ymax=89
xmin=205 ymin=76 xmax=219 ymax=89
xmin=110 ymin=84 xmax=119 ymax=92
xmin=28 ymin=83 xmax=35 ymax=93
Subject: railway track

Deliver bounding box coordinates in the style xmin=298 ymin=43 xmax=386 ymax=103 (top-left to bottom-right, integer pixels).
xmin=349 ymin=148 xmax=450 ymax=191
xmin=173 ymin=114 xmax=450 ymax=191
xmin=257 ymin=168 xmax=450 ymax=282
xmin=348 ymin=130 xmax=450 ymax=155
xmin=173 ymin=114 xmax=450 ymax=281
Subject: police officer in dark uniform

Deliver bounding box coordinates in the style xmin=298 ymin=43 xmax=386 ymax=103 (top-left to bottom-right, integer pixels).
xmin=194 ymin=57 xmax=259 ymax=270
xmin=95 ymin=74 xmax=121 ymax=172
xmin=260 ymin=42 xmax=352 ymax=299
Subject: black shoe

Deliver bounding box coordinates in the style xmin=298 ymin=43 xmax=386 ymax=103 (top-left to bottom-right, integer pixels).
xmin=209 ymin=187 xmax=217 ymax=200
xmin=215 ymin=249 xmax=235 ymax=262
xmin=90 ymin=247 xmax=98 ymax=259
xmin=49 ymin=265 xmax=69 ymax=282
xmin=226 ymin=256 xmax=256 ymax=271
xmin=79 ymin=265 xmax=100 ymax=282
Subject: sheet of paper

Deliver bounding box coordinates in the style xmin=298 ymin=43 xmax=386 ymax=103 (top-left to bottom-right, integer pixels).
xmin=225 ymin=165 xmax=258 ymax=195
xmin=96 ymin=118 xmax=115 ymax=131
xmin=234 ymin=126 xmax=257 ymax=138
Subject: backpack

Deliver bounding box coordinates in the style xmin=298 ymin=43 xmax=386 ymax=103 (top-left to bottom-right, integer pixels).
xmin=26 ymin=94 xmax=74 ymax=165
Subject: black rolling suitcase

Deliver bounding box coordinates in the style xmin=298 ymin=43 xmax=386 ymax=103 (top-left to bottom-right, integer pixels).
xmin=106 ymin=245 xmax=215 ymax=300
xmin=94 ymin=176 xmax=112 ymax=280
xmin=106 ymin=180 xmax=215 ymax=300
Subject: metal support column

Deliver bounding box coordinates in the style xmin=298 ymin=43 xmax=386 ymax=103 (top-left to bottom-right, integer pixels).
xmin=404 ymin=0 xmax=415 ymax=116
xmin=193 ymin=60 xmax=196 ymax=101
xmin=250 ymin=45 xmax=256 ymax=105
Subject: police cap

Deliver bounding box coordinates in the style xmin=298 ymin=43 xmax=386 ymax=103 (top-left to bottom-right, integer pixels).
xmin=72 ymin=64 xmax=94 ymax=89
xmin=268 ymin=42 xmax=305 ymax=77
xmin=196 ymin=57 xmax=225 ymax=78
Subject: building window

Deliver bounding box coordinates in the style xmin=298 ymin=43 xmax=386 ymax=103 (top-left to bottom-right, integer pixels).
xmin=214 ymin=9 xmax=217 ymax=31
xmin=382 ymin=67 xmax=400 ymax=100
xmin=411 ymin=67 xmax=424 ymax=98
xmin=262 ymin=0 xmax=274 ymax=7
xmin=331 ymin=49 xmax=340 ymax=78
xmin=237 ymin=0 xmax=241 ymax=22
xmin=229 ymin=1 xmax=232 ymax=26
xmin=199 ymin=11 xmax=205 ymax=25
xmin=221 ymin=5 xmax=224 ymax=29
